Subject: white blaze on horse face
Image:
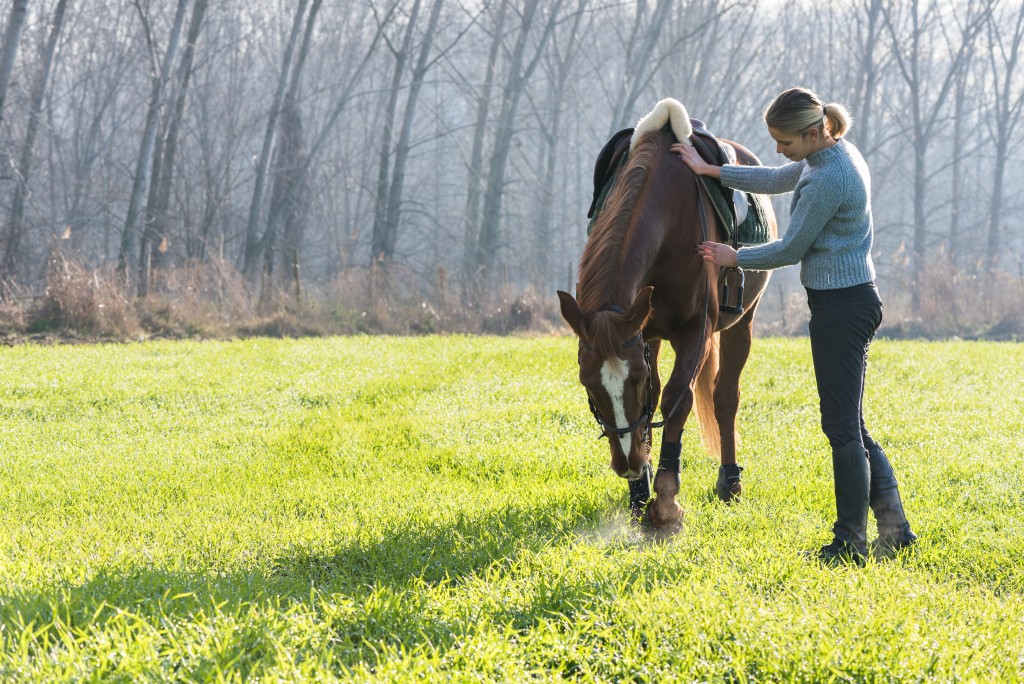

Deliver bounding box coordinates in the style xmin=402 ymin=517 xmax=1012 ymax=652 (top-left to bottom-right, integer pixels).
xmin=600 ymin=357 xmax=632 ymax=457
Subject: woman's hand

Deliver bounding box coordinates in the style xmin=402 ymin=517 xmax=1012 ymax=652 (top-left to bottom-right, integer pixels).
xmin=697 ymin=241 xmax=738 ymax=268
xmin=670 ymin=142 xmax=721 ymax=179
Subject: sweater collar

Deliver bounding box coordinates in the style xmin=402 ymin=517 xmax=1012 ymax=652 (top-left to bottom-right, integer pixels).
xmin=806 ymin=138 xmax=843 ymax=167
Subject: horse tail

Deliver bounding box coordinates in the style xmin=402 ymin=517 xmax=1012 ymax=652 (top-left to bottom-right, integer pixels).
xmin=693 ymin=330 xmax=721 ymax=460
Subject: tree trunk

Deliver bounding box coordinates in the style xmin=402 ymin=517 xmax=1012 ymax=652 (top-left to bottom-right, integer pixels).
xmin=461 ymin=0 xmax=508 ymax=286
xmin=256 ymin=2 xmax=398 ymax=299
xmin=370 ymin=0 xmax=422 ymax=266
xmin=474 ymin=0 xmax=563 ymax=288
xmin=268 ymin=99 xmax=305 ymax=296
xmin=850 ymin=0 xmax=883 ymax=153
xmin=911 ymin=135 xmax=926 ymax=312
xmin=881 ymin=0 xmax=992 ymax=311
xmin=0 ymin=0 xmax=28 ymax=133
xmin=241 ymin=0 xmax=309 ymax=276
xmin=257 ymin=0 xmax=323 ymax=301
xmin=117 ymin=0 xmax=190 ymax=284
xmin=948 ymin=63 xmax=968 ymax=269
xmin=533 ymin=0 xmax=586 ymax=290
xmin=381 ymin=0 xmax=445 ymax=263
xmin=3 ymin=0 xmax=70 ymax=282
xmin=139 ymin=0 xmax=209 ymax=297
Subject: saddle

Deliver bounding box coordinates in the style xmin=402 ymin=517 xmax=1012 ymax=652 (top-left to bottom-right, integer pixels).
xmin=587 ymin=119 xmax=766 ymax=245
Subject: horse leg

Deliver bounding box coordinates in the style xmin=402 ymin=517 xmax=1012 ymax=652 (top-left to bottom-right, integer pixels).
xmin=713 ymin=314 xmax=754 ymax=502
xmin=628 ymin=340 xmax=662 ymax=522
xmin=648 ymin=340 xmax=701 ymax=529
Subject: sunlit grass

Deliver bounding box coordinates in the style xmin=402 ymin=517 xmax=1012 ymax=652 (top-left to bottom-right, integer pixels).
xmin=0 ymin=336 xmax=1022 ymax=681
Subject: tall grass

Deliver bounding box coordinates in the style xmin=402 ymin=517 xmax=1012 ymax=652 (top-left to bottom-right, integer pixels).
xmin=0 ymin=336 xmax=1022 ymax=681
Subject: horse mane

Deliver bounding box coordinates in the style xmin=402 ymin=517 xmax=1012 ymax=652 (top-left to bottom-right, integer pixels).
xmin=576 ymin=132 xmax=660 ymax=359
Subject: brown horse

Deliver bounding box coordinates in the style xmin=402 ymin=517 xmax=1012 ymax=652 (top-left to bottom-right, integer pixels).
xmin=558 ymin=100 xmax=777 ymax=530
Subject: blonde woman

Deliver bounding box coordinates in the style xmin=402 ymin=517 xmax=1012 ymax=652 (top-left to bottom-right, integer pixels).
xmin=672 ymin=87 xmax=916 ymax=565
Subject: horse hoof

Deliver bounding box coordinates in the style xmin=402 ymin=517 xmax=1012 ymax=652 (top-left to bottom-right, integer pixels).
xmin=716 ymin=464 xmax=743 ymax=503
xmin=646 ymin=498 xmax=683 ymax=533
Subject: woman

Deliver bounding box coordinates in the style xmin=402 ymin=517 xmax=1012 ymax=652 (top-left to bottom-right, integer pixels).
xmin=671 ymin=87 xmax=916 ymax=565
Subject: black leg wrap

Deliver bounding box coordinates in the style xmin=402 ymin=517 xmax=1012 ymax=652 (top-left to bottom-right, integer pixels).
xmin=716 ymin=463 xmax=744 ymax=502
xmin=658 ymin=441 xmax=682 ymax=474
xmin=628 ymin=463 xmax=652 ymax=517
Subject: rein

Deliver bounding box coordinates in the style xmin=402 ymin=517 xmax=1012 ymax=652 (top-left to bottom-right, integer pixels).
xmin=651 ymin=171 xmax=712 ymax=431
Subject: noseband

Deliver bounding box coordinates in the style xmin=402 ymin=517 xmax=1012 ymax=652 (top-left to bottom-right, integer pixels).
xmin=579 ymin=305 xmax=659 ymax=443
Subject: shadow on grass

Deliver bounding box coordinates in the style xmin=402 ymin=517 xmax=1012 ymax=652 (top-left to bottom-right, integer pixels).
xmin=0 ymin=491 xmax=625 ymax=675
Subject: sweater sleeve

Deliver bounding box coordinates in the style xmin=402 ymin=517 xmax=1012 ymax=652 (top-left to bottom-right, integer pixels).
xmin=735 ymin=174 xmax=842 ymax=271
xmin=720 ymin=162 xmax=804 ymax=195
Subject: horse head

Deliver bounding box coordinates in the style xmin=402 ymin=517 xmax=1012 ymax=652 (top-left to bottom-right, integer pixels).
xmin=558 ymin=286 xmax=655 ymax=479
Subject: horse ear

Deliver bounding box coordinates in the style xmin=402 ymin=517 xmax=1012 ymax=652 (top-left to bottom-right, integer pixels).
xmin=626 ymin=286 xmax=654 ymax=333
xmin=557 ymin=290 xmax=586 ymax=338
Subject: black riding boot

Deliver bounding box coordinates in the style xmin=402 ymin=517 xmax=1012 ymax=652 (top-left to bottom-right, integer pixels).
xmin=817 ymin=440 xmax=870 ymax=566
xmin=868 ymin=443 xmax=917 ymax=552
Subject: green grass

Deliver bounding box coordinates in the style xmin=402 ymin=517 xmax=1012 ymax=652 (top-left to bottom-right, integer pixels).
xmin=0 ymin=335 xmax=1022 ymax=682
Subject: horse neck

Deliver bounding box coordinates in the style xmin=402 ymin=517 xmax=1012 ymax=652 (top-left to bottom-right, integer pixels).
xmin=613 ymin=217 xmax=662 ymax=305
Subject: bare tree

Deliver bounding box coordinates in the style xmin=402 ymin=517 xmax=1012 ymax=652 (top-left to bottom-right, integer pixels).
xmin=379 ymin=0 xmax=447 ymax=265
xmin=138 ymin=0 xmax=209 ymax=296
xmin=947 ymin=45 xmax=971 ymax=269
xmin=881 ymin=0 xmax=992 ymax=310
xmin=470 ymin=0 xmax=566 ymax=289
xmin=460 ymin=0 xmax=508 ymax=288
xmin=254 ymin=0 xmax=400 ymax=303
xmin=529 ymin=0 xmax=587 ymax=289
xmin=371 ymin=0 xmax=423 ymax=266
xmin=181 ymin=3 xmax=255 ymax=265
xmin=984 ymin=1 xmax=1024 ymax=276
xmin=117 ymin=0 xmax=190 ymax=283
xmin=46 ymin=2 xmax=138 ymax=265
xmin=849 ymin=0 xmax=888 ymax=154
xmin=3 ymin=0 xmax=70 ymax=282
xmin=254 ymin=0 xmax=324 ymax=302
xmin=606 ymin=0 xmax=674 ymax=133
xmin=241 ymin=0 xmax=310 ymax=277
xmin=0 ymin=0 xmax=29 ymax=135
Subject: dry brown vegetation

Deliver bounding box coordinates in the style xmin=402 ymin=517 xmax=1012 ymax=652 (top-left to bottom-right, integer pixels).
xmin=0 ymin=258 xmax=567 ymax=345
xmin=2 ymin=256 xmax=1021 ymax=345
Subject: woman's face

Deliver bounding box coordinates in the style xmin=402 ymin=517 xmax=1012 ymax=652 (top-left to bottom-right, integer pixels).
xmin=768 ymin=126 xmax=819 ymax=162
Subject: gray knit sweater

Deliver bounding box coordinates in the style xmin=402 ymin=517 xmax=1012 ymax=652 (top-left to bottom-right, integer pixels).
xmin=719 ymin=138 xmax=875 ymax=290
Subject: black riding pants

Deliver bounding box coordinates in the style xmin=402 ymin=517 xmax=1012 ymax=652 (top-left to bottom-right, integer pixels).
xmin=806 ymin=282 xmax=883 ymax=451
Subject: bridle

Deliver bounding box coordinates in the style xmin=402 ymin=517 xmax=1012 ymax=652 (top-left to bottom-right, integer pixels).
xmin=579 ymin=321 xmax=657 ymax=444
xmin=578 ymin=167 xmax=714 ymax=446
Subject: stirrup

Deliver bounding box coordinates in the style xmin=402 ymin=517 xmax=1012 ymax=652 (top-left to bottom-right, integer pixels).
xmin=719 ymin=267 xmax=745 ymax=315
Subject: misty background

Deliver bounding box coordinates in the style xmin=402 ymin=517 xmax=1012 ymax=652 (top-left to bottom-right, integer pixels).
xmin=0 ymin=0 xmax=1021 ymax=338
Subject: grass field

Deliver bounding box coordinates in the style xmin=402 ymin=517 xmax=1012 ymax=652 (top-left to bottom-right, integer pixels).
xmin=0 ymin=335 xmax=1022 ymax=682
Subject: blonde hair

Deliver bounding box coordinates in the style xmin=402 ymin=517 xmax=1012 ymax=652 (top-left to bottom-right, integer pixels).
xmin=764 ymin=87 xmax=852 ymax=139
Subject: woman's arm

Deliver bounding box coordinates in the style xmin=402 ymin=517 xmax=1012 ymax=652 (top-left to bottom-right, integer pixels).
xmin=720 ymin=162 xmax=804 ymax=195
xmin=670 ymin=141 xmax=803 ymax=194
xmin=734 ymin=177 xmax=841 ymax=271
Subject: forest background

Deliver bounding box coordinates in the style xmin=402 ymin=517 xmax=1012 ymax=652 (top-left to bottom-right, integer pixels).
xmin=0 ymin=0 xmax=1021 ymax=342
